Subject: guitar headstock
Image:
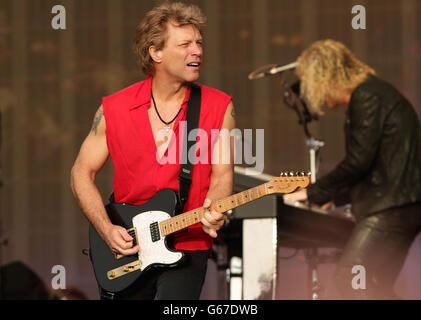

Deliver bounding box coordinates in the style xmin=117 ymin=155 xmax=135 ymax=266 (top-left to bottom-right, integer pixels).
xmin=267 ymin=171 xmax=311 ymax=194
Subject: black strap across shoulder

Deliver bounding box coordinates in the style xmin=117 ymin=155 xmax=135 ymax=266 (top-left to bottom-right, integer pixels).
xmin=177 ymin=82 xmax=201 ymax=214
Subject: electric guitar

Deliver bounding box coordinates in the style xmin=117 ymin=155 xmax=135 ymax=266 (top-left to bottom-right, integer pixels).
xmin=89 ymin=172 xmax=310 ymax=293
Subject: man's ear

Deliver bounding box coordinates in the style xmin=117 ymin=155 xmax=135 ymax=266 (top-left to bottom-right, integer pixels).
xmin=149 ymin=46 xmax=163 ymax=63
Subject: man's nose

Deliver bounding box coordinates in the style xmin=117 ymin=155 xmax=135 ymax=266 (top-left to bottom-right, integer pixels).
xmin=191 ymin=43 xmax=202 ymax=57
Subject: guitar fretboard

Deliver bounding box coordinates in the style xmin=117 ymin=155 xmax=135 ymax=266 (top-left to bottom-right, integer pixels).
xmin=159 ymin=183 xmax=270 ymax=237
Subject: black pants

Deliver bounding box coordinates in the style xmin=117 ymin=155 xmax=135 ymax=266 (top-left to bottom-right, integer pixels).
xmin=333 ymin=202 xmax=421 ymax=299
xmin=99 ymin=250 xmax=209 ymax=300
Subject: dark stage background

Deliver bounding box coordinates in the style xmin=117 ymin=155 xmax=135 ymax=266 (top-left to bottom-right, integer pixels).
xmin=0 ymin=0 xmax=420 ymax=299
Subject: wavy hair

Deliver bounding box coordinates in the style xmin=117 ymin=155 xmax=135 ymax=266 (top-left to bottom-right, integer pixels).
xmin=296 ymin=39 xmax=376 ymax=115
xmin=133 ymin=2 xmax=206 ymax=76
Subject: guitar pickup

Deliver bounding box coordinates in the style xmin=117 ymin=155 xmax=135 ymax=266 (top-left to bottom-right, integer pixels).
xmin=150 ymin=222 xmax=160 ymax=242
xmin=115 ymin=227 xmax=138 ymax=260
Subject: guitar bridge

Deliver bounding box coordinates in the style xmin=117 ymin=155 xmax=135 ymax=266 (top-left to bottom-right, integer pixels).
xmin=107 ymin=260 xmax=142 ymax=280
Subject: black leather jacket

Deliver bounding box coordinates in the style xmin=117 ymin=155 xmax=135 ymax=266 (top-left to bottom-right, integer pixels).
xmin=307 ymin=75 xmax=421 ymax=219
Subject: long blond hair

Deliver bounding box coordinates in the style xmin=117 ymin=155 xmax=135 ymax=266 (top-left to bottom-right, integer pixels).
xmin=296 ymin=39 xmax=376 ymax=115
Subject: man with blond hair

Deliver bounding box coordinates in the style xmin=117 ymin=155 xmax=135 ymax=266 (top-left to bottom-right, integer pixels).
xmin=71 ymin=2 xmax=235 ymax=300
xmin=284 ymin=39 xmax=421 ymax=299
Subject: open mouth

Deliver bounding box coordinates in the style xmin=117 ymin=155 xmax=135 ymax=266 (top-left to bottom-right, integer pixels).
xmin=187 ymin=62 xmax=201 ymax=68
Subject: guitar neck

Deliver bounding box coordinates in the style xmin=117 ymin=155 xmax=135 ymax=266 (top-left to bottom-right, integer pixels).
xmin=159 ymin=182 xmax=271 ymax=237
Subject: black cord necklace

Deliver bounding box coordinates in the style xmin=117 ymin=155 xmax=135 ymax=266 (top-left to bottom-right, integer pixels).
xmin=151 ymin=90 xmax=182 ymax=132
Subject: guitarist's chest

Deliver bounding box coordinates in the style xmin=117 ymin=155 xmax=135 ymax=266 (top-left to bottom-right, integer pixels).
xmin=147 ymin=107 xmax=181 ymax=158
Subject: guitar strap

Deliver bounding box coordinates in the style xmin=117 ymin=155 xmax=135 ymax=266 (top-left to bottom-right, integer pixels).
xmin=176 ymin=82 xmax=201 ymax=214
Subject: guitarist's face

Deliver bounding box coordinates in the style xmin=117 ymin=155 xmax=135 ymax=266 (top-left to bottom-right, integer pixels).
xmin=155 ymin=21 xmax=203 ymax=83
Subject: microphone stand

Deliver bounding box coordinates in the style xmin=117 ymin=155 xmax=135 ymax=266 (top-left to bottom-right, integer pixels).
xmin=280 ymin=75 xmax=325 ymax=300
xmin=248 ymin=64 xmax=328 ymax=299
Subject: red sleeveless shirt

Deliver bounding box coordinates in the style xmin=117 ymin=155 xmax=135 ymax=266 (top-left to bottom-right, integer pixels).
xmin=102 ymin=77 xmax=231 ymax=250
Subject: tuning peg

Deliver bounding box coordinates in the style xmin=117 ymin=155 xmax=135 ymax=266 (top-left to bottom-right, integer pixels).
xmin=280 ymin=172 xmax=284 ymax=177
xmin=289 ymin=171 xmax=294 ymax=176
xmin=307 ymin=172 xmax=312 ymax=176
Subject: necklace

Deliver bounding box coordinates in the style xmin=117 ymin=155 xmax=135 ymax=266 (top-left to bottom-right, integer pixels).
xmin=151 ymin=90 xmax=182 ymax=132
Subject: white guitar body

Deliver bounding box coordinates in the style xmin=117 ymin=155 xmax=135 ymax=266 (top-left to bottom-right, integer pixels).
xmin=132 ymin=210 xmax=184 ymax=271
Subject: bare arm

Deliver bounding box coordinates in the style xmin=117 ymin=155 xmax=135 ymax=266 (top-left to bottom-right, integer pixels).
xmin=70 ymin=105 xmax=139 ymax=255
xmin=201 ymin=101 xmax=235 ymax=238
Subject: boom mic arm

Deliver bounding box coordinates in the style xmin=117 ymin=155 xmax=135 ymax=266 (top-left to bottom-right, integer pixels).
xmin=248 ymin=61 xmax=298 ymax=80
xmin=267 ymin=62 xmax=298 ymax=76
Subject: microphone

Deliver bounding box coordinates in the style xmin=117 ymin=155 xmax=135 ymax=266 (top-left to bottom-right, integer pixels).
xmin=248 ymin=61 xmax=297 ymax=80
xmin=267 ymin=61 xmax=298 ymax=75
